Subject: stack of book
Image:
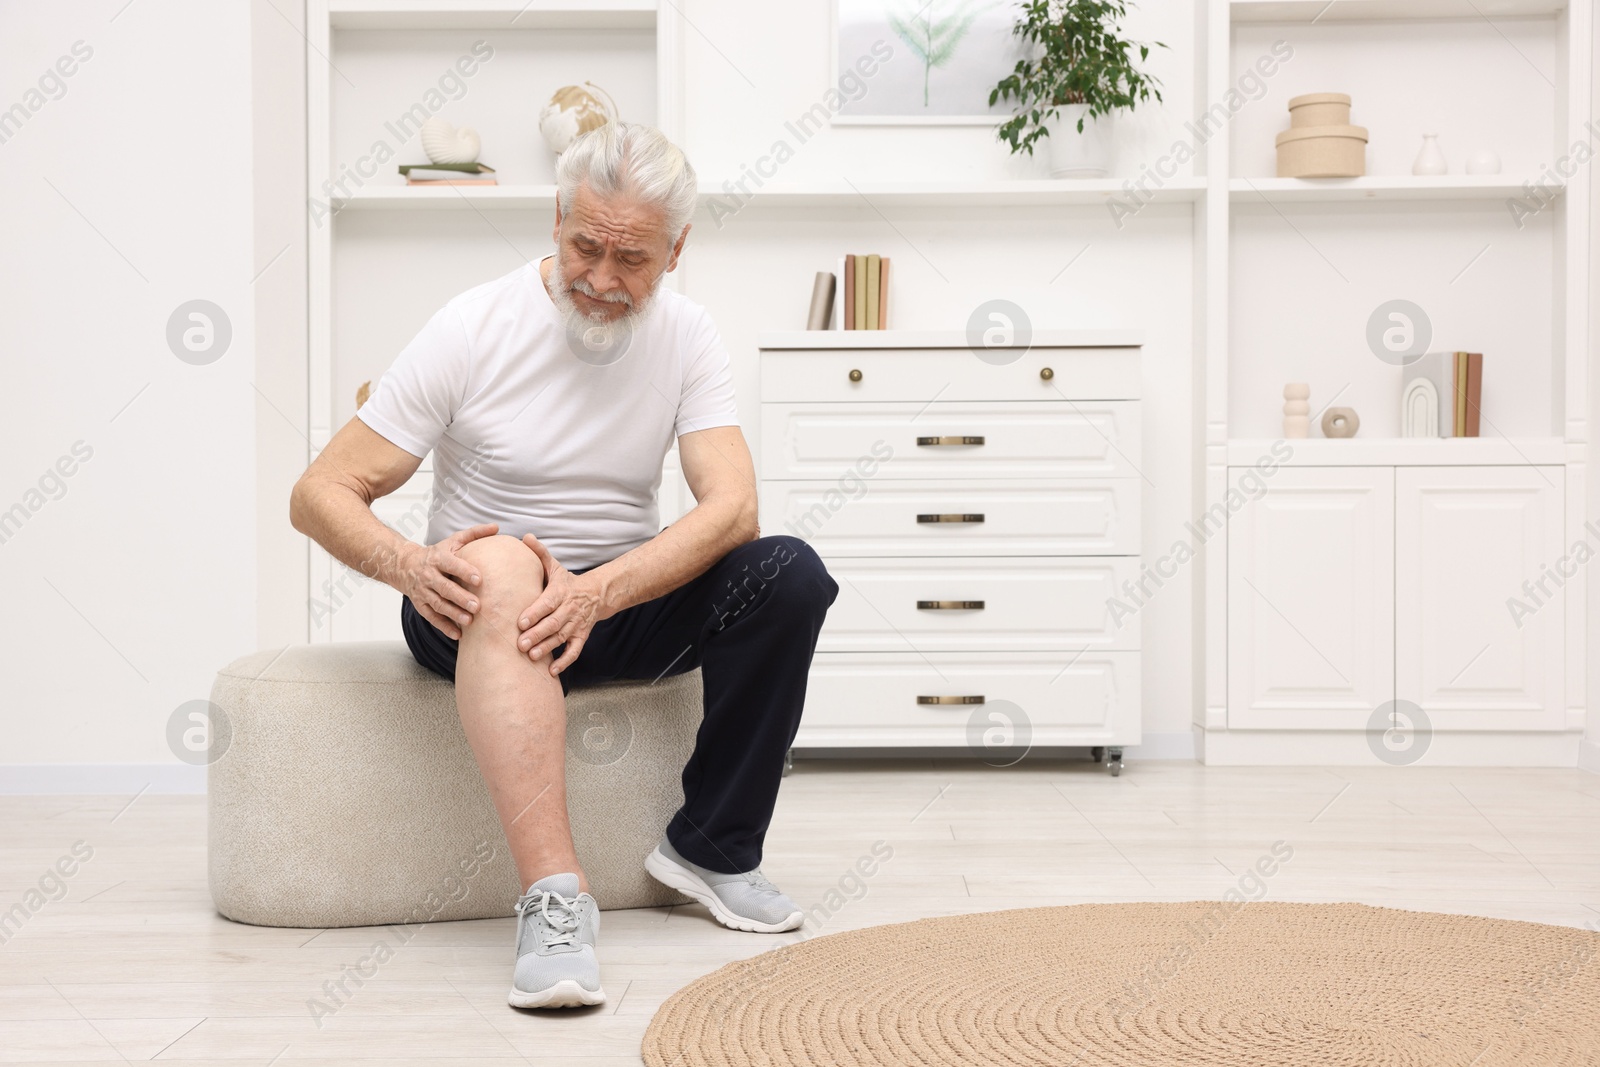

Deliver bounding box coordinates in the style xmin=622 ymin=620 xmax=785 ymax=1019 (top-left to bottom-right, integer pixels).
xmin=831 ymin=254 xmax=890 ymax=330
xmin=398 ymin=162 xmax=497 ymax=186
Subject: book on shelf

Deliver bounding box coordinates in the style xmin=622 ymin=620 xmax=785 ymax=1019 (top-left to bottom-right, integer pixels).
xmin=806 ymin=272 xmax=836 ymax=330
xmin=1463 ymin=351 xmax=1483 ymax=437
xmin=853 ymin=253 xmax=868 ymax=329
xmin=877 ymin=257 xmax=889 ymax=329
xmin=864 ymin=254 xmax=880 ymax=331
xmin=841 ymin=256 xmax=855 ymax=330
xmin=830 ymin=253 xmax=892 ymax=329
xmin=399 ymin=161 xmax=496 ymax=177
xmin=399 ymin=161 xmax=498 ymax=186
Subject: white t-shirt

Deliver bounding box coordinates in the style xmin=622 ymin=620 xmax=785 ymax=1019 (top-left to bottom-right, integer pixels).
xmin=356 ymin=255 xmax=740 ymax=571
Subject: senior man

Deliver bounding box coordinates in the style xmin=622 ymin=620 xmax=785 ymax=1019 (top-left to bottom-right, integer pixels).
xmin=289 ymin=122 xmax=838 ymax=1010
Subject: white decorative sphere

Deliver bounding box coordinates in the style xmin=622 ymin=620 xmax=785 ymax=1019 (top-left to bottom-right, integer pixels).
xmin=539 ymin=83 xmax=616 ymax=155
xmin=1465 ymin=148 xmax=1502 ymax=175
xmin=420 ymin=117 xmax=481 ymax=164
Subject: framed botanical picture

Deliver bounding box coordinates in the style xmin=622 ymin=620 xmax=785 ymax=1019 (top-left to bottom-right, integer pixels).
xmin=833 ymin=0 xmax=1028 ymax=125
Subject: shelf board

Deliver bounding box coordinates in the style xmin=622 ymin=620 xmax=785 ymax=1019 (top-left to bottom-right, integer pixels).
xmin=1230 ymin=176 xmax=1560 ymax=202
xmin=758 ymin=329 xmax=1143 ymax=349
xmin=335 ymin=185 xmax=558 ymax=210
xmin=1225 ymin=437 xmax=1566 ymax=466
xmin=328 ymin=0 xmax=655 ymax=30
xmin=1230 ymin=0 xmax=1565 ymax=22
xmin=706 ymin=178 xmax=1206 ymax=207
xmin=334 ymin=178 xmax=1207 ymax=212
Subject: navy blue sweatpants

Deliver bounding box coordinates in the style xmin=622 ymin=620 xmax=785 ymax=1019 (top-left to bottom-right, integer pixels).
xmin=399 ymin=534 xmax=838 ymax=874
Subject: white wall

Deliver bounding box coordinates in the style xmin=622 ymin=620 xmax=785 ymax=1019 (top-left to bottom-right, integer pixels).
xmin=681 ymin=0 xmax=1192 ymax=184
xmin=255 ymin=0 xmax=311 ymax=657
xmin=0 ymin=1 xmax=256 ymax=784
xmin=1585 ymin=6 xmax=1600 ymax=777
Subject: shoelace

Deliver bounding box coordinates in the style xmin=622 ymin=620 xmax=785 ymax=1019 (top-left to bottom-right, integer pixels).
xmin=516 ymin=889 xmax=582 ymax=950
xmin=737 ymin=869 xmax=779 ymax=894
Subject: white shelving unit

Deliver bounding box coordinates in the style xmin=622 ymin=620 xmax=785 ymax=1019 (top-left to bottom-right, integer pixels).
xmin=298 ymin=0 xmax=1594 ymax=767
xmin=1199 ymin=0 xmax=1592 ymax=763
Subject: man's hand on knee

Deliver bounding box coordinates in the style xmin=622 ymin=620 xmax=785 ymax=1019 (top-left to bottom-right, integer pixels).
xmin=396 ymin=523 xmax=499 ymax=639
xmin=516 ymin=534 xmax=605 ymax=676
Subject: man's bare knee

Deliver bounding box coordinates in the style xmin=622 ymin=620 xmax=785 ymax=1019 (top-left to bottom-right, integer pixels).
xmin=457 ymin=534 xmax=546 ymax=627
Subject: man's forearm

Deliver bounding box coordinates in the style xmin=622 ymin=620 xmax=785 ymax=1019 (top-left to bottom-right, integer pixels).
xmin=290 ymin=476 xmax=418 ymax=589
xmin=586 ymin=492 xmax=757 ymax=619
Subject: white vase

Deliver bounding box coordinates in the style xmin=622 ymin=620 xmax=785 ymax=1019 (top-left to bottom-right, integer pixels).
xmin=1048 ymin=104 xmax=1112 ymax=178
xmin=1412 ymin=134 xmax=1448 ymax=176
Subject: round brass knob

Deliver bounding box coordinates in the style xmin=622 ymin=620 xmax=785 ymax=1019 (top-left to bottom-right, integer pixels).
xmin=1039 ymin=366 xmax=1054 ymax=381
xmin=848 ymin=368 xmax=863 ymax=382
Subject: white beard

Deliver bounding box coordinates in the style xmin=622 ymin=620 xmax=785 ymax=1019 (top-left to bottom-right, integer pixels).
xmin=546 ymin=252 xmax=666 ymax=337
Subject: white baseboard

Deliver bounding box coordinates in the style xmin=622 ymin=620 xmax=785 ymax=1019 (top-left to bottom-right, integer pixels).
xmin=1579 ymin=737 xmax=1600 ymax=775
xmin=1195 ymin=727 xmax=1584 ymax=766
xmin=1123 ymin=732 xmax=1196 ymax=760
xmin=0 ymin=764 xmax=207 ymax=795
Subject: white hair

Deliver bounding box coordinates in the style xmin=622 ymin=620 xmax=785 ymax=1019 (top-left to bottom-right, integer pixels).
xmin=554 ymin=121 xmax=698 ymax=242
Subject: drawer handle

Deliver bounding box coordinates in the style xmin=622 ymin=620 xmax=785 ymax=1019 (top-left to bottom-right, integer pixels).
xmin=1040 ymin=367 xmax=1054 ymax=381
xmin=917 ymin=600 xmax=985 ymax=610
xmin=916 ymin=513 xmax=985 ymax=524
xmin=916 ymin=435 xmax=985 ymax=446
xmin=848 ymin=368 xmax=863 ymax=382
xmin=917 ymin=695 xmax=986 ymax=705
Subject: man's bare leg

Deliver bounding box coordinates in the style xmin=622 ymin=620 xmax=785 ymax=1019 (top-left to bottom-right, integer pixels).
xmin=453 ymin=534 xmax=586 ymax=893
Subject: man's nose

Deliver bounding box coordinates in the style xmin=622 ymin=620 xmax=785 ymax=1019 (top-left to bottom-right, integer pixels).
xmin=586 ymin=256 xmax=624 ymax=295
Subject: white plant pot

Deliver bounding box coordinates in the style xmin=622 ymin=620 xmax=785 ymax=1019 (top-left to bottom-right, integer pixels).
xmin=1048 ymin=104 xmax=1112 ymax=178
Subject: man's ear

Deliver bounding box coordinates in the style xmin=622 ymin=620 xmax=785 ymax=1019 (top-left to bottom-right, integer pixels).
xmin=550 ymin=199 xmax=564 ymax=246
xmin=666 ymin=222 xmax=691 ymax=272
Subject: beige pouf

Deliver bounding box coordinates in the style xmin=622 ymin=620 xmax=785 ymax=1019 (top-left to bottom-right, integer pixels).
xmin=208 ymin=641 xmax=697 ymax=927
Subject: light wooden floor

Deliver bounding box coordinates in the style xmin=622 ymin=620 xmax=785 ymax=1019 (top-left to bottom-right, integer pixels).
xmin=3 ymin=758 xmax=1599 ymax=1065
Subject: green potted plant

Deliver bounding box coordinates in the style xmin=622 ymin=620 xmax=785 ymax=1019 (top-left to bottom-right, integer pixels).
xmin=989 ymin=0 xmax=1165 ymax=177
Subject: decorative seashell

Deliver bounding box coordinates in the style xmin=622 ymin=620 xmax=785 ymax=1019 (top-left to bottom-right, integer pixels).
xmin=420 ymin=117 xmax=481 ymax=164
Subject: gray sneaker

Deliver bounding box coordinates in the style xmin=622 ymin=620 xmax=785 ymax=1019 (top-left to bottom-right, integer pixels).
xmin=644 ymin=837 xmax=803 ymax=933
xmin=508 ymin=873 xmax=604 ymax=1009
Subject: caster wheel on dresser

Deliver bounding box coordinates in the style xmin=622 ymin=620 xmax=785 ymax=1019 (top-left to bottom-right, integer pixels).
xmin=782 ymin=748 xmax=794 ymax=777
xmin=1106 ymin=747 xmax=1124 ymax=776
xmin=1090 ymin=746 xmax=1106 ymax=764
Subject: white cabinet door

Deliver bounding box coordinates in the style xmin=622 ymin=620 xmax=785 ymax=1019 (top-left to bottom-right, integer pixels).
xmin=1395 ymin=466 xmax=1564 ymax=729
xmin=1227 ymin=467 xmax=1394 ymax=729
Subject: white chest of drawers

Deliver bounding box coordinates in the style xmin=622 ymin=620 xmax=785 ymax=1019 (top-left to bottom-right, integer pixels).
xmin=757 ymin=330 xmax=1143 ymax=769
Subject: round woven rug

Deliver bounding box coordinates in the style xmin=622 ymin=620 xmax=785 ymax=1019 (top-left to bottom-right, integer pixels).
xmin=643 ymin=901 xmax=1600 ymax=1066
